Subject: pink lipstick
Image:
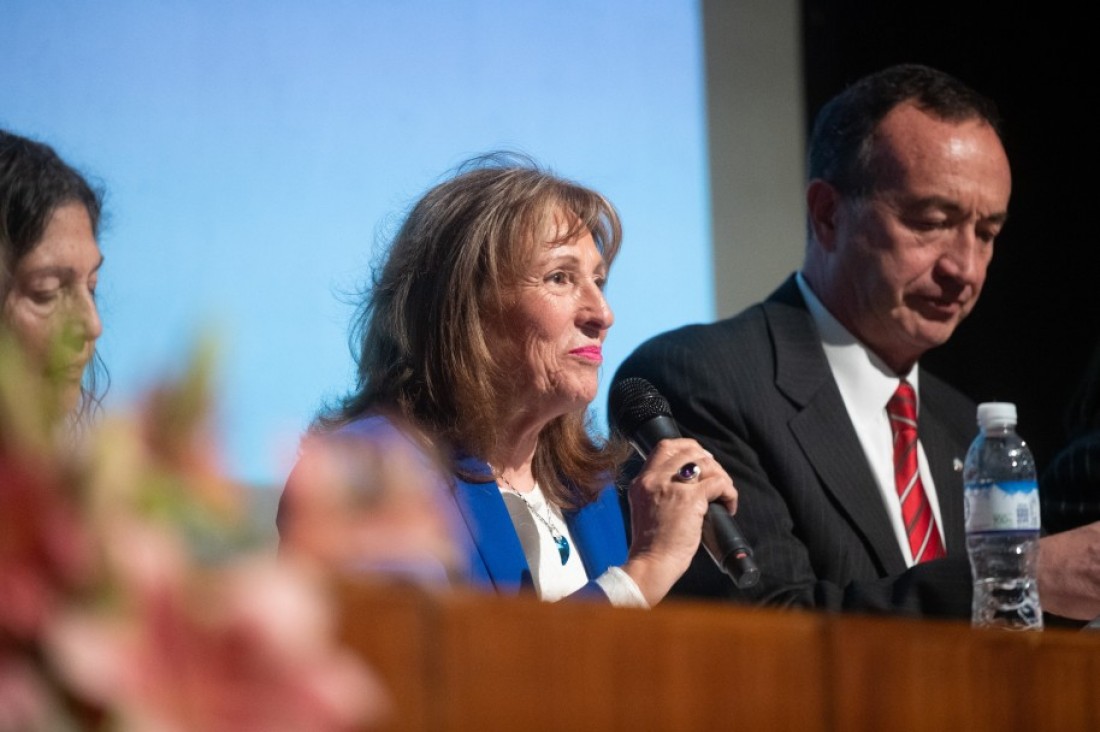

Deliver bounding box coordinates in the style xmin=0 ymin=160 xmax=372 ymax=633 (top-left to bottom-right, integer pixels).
xmin=570 ymin=345 xmax=603 ymax=363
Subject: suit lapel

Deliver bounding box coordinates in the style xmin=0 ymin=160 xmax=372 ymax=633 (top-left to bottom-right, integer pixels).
xmin=450 ymin=457 xmax=531 ymax=595
xmin=919 ymin=383 xmax=971 ymax=551
xmin=565 ymin=487 xmax=629 ymax=579
xmin=450 ymin=457 xmax=626 ymax=593
xmin=765 ymin=277 xmax=908 ymax=576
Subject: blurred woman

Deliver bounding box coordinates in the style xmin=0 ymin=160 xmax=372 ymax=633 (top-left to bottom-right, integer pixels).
xmin=280 ymin=154 xmax=736 ymax=606
xmin=0 ymin=130 xmax=105 ymax=421
xmin=1041 ymin=336 xmax=1100 ymax=533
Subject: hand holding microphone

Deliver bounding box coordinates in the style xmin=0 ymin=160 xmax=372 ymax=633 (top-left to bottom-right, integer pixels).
xmin=610 ymin=377 xmax=760 ymax=589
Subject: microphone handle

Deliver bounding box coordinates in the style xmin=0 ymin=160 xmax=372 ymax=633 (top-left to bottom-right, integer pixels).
xmin=628 ymin=416 xmax=760 ymax=589
xmin=702 ymin=503 xmax=761 ymax=589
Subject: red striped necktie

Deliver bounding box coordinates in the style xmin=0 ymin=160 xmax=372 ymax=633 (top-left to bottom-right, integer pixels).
xmin=887 ymin=381 xmax=946 ymax=564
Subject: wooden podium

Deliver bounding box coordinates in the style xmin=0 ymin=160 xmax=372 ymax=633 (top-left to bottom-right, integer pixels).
xmin=337 ymin=581 xmax=1100 ymax=731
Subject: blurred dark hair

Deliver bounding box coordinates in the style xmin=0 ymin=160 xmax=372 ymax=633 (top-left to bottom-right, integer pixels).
xmin=323 ymin=152 xmax=624 ymax=507
xmin=0 ymin=129 xmax=108 ymax=420
xmin=1040 ymin=339 xmax=1100 ymax=533
xmin=808 ymin=63 xmax=1003 ymax=197
xmin=1066 ymin=336 xmax=1100 ymax=437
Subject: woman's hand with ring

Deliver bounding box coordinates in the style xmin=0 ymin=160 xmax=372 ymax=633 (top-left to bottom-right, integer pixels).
xmin=621 ymin=438 xmax=737 ymax=605
xmin=675 ymin=462 xmax=701 ymax=482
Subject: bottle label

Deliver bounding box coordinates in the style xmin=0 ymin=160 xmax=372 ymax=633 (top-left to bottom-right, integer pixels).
xmin=964 ymin=479 xmax=1041 ymax=532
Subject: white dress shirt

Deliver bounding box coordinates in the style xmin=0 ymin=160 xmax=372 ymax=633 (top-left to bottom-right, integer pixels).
xmin=796 ymin=273 xmax=947 ymax=566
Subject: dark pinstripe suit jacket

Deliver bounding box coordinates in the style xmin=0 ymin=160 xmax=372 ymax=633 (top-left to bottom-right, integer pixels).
xmin=613 ymin=275 xmax=978 ymax=617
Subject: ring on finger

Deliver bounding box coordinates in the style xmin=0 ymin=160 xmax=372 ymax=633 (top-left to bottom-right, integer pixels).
xmin=676 ymin=462 xmax=701 ymax=482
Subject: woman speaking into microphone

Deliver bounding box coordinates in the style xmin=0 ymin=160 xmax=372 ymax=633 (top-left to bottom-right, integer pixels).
xmin=279 ymin=154 xmax=736 ymax=607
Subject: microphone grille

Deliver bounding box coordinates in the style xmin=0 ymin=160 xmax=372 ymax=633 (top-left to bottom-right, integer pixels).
xmin=609 ymin=377 xmax=673 ymax=436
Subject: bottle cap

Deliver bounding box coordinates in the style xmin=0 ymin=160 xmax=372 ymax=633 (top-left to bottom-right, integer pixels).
xmin=977 ymin=402 xmax=1017 ymax=430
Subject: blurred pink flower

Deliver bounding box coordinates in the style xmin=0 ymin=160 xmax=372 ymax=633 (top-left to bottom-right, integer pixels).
xmin=2 ymin=343 xmax=401 ymax=730
xmin=279 ymin=432 xmax=464 ymax=584
xmin=138 ymin=374 xmax=244 ymax=520
xmin=0 ymin=454 xmax=95 ymax=642
xmin=0 ymin=657 xmax=55 ymax=732
xmin=48 ymin=548 xmax=388 ymax=732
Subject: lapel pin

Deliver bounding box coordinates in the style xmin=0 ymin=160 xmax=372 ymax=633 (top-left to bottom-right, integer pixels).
xmin=953 ymin=458 xmax=963 ymax=472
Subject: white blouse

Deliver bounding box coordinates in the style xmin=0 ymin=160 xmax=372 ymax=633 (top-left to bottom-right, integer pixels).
xmin=498 ymin=483 xmax=647 ymax=607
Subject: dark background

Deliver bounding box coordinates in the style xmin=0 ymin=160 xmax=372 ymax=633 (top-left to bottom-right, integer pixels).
xmin=802 ymin=1 xmax=1098 ymax=468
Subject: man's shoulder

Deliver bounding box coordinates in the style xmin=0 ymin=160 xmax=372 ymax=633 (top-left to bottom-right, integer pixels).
xmin=620 ymin=278 xmax=808 ymax=369
xmin=612 ymin=302 xmax=800 ymax=415
xmin=917 ymin=368 xmax=980 ymax=450
xmin=634 ymin=283 xmax=807 ymax=351
xmin=634 ymin=303 xmax=770 ymax=351
xmin=920 ymin=369 xmax=976 ymax=414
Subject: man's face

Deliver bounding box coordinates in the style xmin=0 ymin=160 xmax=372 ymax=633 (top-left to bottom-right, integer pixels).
xmin=811 ymin=102 xmax=1012 ymax=373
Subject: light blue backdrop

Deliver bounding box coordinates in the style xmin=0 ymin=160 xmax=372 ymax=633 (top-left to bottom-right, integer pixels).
xmin=2 ymin=1 xmax=713 ymax=487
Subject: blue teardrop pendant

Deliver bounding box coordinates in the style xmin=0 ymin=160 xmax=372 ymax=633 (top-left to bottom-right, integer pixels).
xmin=555 ymin=535 xmax=570 ymax=565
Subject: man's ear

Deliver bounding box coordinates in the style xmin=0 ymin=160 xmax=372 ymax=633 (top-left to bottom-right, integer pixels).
xmin=806 ymin=179 xmax=842 ymax=252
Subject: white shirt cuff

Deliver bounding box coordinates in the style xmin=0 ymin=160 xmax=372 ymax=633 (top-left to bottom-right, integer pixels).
xmin=594 ymin=566 xmax=650 ymax=609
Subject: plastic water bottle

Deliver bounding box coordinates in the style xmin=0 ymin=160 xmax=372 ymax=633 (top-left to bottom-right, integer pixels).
xmin=963 ymin=402 xmax=1043 ymax=630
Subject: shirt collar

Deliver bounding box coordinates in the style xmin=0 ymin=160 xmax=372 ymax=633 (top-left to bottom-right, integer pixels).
xmin=795 ymin=271 xmax=920 ymax=414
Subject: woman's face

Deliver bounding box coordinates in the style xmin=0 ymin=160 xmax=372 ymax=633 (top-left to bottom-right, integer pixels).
xmin=3 ymin=202 xmax=103 ymax=413
xmin=491 ymin=219 xmax=614 ymax=422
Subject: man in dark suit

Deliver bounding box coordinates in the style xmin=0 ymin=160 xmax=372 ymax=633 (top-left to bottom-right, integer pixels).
xmin=613 ymin=64 xmax=1100 ymax=620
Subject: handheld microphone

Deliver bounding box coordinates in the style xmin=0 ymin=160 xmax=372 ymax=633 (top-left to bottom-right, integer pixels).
xmin=610 ymin=377 xmax=760 ymax=589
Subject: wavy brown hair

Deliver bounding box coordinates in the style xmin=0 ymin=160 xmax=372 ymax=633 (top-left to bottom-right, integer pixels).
xmin=325 ymin=153 xmax=626 ymax=508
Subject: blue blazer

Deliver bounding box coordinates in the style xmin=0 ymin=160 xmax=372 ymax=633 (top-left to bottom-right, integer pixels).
xmin=314 ymin=415 xmax=630 ymax=601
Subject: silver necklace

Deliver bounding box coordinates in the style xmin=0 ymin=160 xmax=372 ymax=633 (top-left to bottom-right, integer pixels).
xmin=495 ymin=472 xmax=571 ymax=566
